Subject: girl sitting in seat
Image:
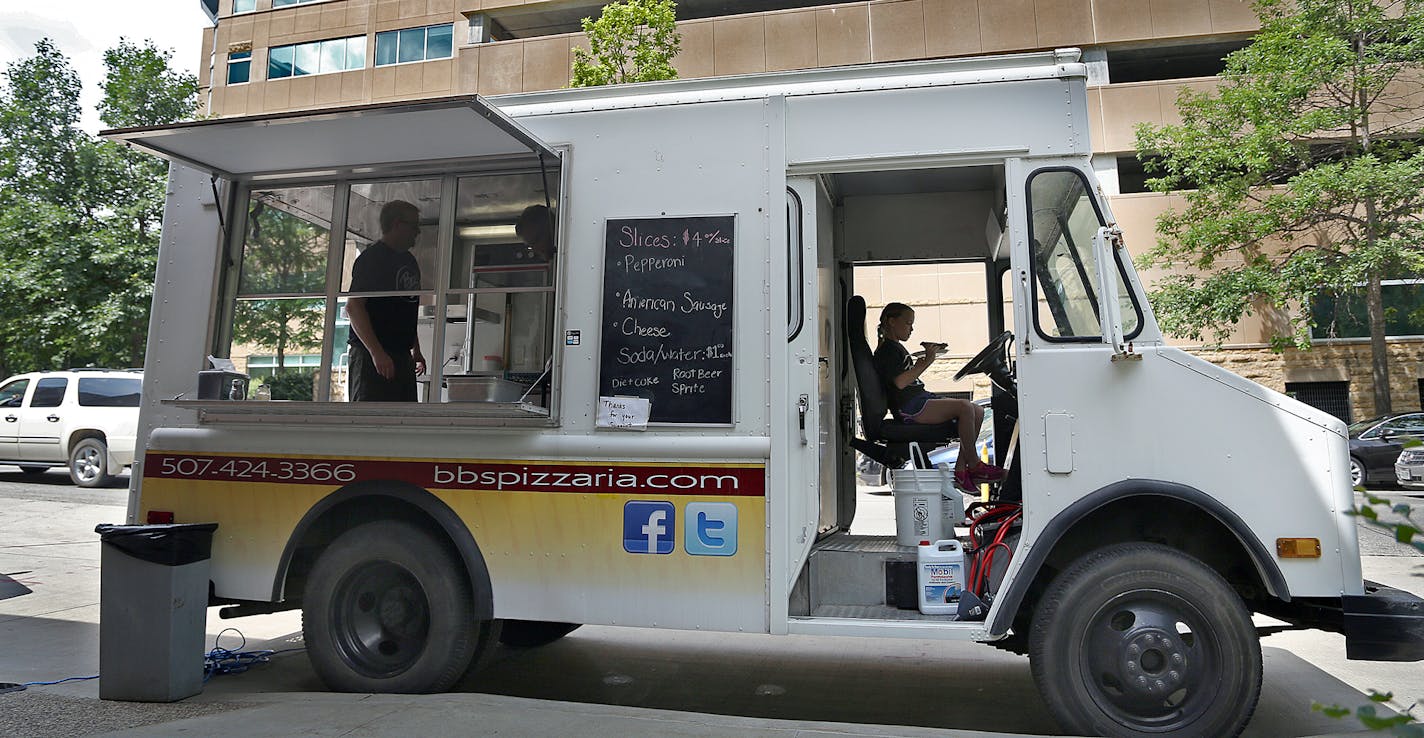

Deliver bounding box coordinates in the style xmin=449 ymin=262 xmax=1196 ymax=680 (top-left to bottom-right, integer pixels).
xmin=874 ymin=301 xmax=1006 ymax=491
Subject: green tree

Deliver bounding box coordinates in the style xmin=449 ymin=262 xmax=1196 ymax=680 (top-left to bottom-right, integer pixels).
xmin=0 ymin=40 xmax=90 ymax=374
xmin=0 ymin=38 xmax=195 ymax=376
xmin=571 ymin=0 xmax=680 ymax=87
xmin=1135 ymin=0 xmax=1424 ymax=414
xmin=231 ymin=200 xmax=327 ymax=372
xmin=88 ymin=40 xmax=200 ymax=366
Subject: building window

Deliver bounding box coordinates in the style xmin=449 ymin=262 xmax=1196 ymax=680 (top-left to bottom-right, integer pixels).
xmin=227 ymin=50 xmax=252 ymax=85
xmin=1286 ymin=381 xmax=1351 ymax=422
xmin=375 ymin=24 xmax=454 ymax=67
xmin=232 ymin=0 xmax=255 ymax=13
xmin=272 ymin=0 xmax=324 ymax=6
xmin=246 ymin=354 xmax=324 ymax=378
xmin=1311 ymin=280 xmax=1424 ymax=340
xmin=1106 ymin=39 xmax=1251 ymax=84
xmin=268 ymin=36 xmax=365 ymax=79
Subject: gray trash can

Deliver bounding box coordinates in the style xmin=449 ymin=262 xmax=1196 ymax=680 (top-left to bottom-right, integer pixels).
xmin=95 ymin=522 xmax=218 ymax=702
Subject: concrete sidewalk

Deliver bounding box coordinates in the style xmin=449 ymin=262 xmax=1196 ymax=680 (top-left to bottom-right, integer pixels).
xmin=0 ymin=615 xmax=1401 ymax=738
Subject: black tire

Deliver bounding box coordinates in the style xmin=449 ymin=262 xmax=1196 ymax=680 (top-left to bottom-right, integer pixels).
xmin=1028 ymin=543 xmax=1261 ymax=738
xmin=499 ymin=620 xmax=581 ymax=648
xmin=1349 ymin=456 xmax=1365 ymax=488
xmin=68 ymin=438 xmax=111 ymax=488
xmin=303 ymin=519 xmax=488 ymax=693
xmin=19 ymin=465 xmax=48 ymax=475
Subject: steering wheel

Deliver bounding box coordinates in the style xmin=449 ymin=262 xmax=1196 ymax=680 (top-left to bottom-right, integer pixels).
xmin=954 ymin=331 xmax=1015 ymax=392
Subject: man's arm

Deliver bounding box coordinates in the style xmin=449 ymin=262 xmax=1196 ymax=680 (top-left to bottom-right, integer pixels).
xmin=347 ymin=297 xmax=395 ymax=379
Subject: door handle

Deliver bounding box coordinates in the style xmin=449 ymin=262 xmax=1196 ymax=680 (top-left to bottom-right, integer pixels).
xmin=47 ymin=415 xmax=60 ymax=423
xmin=797 ymin=394 xmax=809 ymax=446
xmin=4 ymin=415 xmax=15 ymax=422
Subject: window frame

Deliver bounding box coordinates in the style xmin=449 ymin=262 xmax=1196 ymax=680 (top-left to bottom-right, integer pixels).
xmin=219 ymin=161 xmax=564 ymax=417
xmin=227 ymin=50 xmax=252 ymax=85
xmin=268 ymin=34 xmax=366 ymax=80
xmin=1024 ymin=166 xmax=1145 ymax=345
xmin=374 ymin=23 xmax=456 ymax=68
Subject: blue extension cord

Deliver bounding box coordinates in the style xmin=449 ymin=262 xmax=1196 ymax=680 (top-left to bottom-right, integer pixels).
xmin=204 ymin=627 xmax=306 ymax=683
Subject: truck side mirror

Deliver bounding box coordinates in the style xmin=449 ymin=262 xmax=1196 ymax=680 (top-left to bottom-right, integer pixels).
xmin=1093 ymin=226 xmax=1132 ymax=361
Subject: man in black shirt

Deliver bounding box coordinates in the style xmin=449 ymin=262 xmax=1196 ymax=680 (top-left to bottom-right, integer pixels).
xmin=347 ymin=200 xmax=426 ymax=401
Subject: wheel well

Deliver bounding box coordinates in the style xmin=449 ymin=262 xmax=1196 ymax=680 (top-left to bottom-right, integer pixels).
xmin=67 ymin=430 xmax=105 ymax=454
xmin=1010 ymin=495 xmax=1272 ymax=636
xmin=280 ymin=493 xmax=465 ymax=607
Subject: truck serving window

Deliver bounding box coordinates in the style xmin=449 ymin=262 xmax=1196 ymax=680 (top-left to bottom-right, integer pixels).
xmin=1026 ymin=169 xmax=1141 ymax=342
xmin=219 ymin=171 xmax=558 ymax=411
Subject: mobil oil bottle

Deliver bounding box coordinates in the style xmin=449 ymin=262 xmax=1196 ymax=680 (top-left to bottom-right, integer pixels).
xmin=917 ymin=539 xmax=965 ymax=615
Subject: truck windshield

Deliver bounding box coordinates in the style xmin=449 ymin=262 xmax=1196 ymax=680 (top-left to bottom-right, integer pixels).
xmin=1027 ymin=169 xmax=1139 ymax=341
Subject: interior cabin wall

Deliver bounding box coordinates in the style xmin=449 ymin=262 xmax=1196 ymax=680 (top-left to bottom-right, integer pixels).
xmin=840 ymin=191 xmax=1000 ymax=263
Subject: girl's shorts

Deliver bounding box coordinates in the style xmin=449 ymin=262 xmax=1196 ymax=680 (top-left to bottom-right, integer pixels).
xmin=899 ymin=393 xmax=931 ymax=419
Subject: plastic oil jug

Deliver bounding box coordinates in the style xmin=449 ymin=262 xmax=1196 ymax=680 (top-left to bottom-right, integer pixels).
xmin=917 ymin=539 xmax=964 ymax=615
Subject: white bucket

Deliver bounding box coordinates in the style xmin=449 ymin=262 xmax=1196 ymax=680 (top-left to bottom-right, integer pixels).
xmin=940 ymin=472 xmax=965 ymax=530
xmin=892 ymin=467 xmax=954 ymax=546
xmin=917 ymin=539 xmax=965 ymax=615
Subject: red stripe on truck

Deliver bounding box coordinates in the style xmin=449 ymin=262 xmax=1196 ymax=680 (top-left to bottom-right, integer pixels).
xmin=143 ymin=452 xmax=766 ymax=496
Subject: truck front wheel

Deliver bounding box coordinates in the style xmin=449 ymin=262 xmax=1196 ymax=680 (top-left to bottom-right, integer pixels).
xmin=1028 ymin=543 xmax=1261 ymax=737
xmin=304 ymin=520 xmax=481 ymax=693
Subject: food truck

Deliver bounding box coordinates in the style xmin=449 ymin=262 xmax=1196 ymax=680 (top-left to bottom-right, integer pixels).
xmin=105 ymin=48 xmax=1423 ymax=737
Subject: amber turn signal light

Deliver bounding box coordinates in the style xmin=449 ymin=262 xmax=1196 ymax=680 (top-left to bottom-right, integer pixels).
xmin=1276 ymin=537 xmax=1321 ymax=558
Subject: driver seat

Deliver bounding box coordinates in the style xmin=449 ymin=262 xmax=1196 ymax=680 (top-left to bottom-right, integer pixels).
xmin=846 ymin=295 xmax=959 ymax=470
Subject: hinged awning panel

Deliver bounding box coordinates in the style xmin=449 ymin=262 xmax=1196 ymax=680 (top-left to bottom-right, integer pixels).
xmin=101 ymin=97 xmax=559 ymax=180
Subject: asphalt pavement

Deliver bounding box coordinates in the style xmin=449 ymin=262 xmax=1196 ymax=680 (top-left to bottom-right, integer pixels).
xmin=1 ymin=466 xmax=1421 ymax=737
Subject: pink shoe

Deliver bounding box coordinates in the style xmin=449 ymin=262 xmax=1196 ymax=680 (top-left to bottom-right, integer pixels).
xmin=953 ymin=467 xmax=978 ymax=492
xmin=967 ymin=462 xmax=1007 ymax=483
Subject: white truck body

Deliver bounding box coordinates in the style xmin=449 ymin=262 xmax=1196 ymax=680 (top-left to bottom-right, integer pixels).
xmin=107 ymin=49 xmax=1421 ymax=736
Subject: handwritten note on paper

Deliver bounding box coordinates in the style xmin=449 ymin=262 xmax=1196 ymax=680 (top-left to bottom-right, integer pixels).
xmin=597 ymin=396 xmax=651 ymax=430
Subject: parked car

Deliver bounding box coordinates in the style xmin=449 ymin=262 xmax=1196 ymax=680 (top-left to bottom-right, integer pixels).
xmin=1347 ymin=412 xmax=1424 ymax=488
xmin=1395 ymin=444 xmax=1424 ymax=489
xmin=857 ymin=399 xmax=993 ymax=488
xmin=0 ymin=369 xmax=141 ymax=487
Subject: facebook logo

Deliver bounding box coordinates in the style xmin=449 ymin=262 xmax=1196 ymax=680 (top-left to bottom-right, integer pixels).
xmin=623 ymin=501 xmax=675 ymax=554
xmin=685 ymin=502 xmax=738 ymax=556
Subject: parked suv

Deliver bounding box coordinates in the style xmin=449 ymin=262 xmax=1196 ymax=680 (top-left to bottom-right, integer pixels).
xmin=0 ymin=369 xmax=141 ymax=487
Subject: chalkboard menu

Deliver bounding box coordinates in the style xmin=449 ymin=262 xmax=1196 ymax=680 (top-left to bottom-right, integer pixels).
xmin=599 ymin=215 xmax=735 ymax=424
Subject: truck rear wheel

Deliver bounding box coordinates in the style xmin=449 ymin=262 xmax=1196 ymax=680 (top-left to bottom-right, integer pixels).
xmin=499 ymin=620 xmax=581 ymax=648
xmin=1028 ymin=543 xmax=1261 ymax=737
xmin=303 ymin=519 xmax=483 ymax=693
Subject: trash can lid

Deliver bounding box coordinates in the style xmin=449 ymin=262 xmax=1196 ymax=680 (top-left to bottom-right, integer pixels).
xmin=95 ymin=523 xmax=219 ymax=566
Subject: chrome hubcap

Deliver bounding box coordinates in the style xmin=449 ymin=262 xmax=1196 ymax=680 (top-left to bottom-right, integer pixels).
xmin=74 ymin=448 xmax=101 ymax=481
